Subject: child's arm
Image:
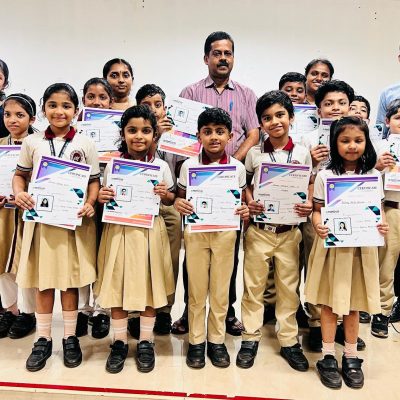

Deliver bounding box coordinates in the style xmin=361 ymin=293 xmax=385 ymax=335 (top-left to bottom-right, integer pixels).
xmin=245 ymin=185 xmax=265 ymax=216
xmin=312 ymin=202 xmax=329 ymax=239
xmin=78 ymin=179 xmax=100 ymax=218
xmin=377 ymin=205 xmax=389 ymax=236
xmin=294 ymin=180 xmax=314 ymax=217
xmin=174 ymin=187 xmax=193 ymax=215
xmin=154 ymin=182 xmax=175 ymax=206
xmin=13 ymin=170 xmax=34 ymax=210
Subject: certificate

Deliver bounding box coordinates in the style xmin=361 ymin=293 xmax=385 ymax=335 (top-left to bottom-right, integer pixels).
xmin=325 ymin=175 xmax=381 ymax=207
xmin=321 ymin=205 xmax=384 ymax=248
xmin=157 ymin=97 xmax=211 ymax=157
xmin=185 ymin=165 xmax=241 ymax=232
xmin=78 ymin=107 xmax=123 ymax=153
xmin=289 ymin=104 xmax=319 ymax=143
xmin=24 ymin=181 xmax=86 ymax=226
xmin=253 ymin=162 xmax=311 ymax=225
xmin=0 ymin=145 xmax=20 ymax=198
xmin=384 ymin=135 xmax=400 ymax=191
xmin=23 ymin=156 xmax=91 ymax=226
xmin=102 ymin=158 xmax=162 ymax=228
xmin=317 ymin=119 xmax=334 ymax=147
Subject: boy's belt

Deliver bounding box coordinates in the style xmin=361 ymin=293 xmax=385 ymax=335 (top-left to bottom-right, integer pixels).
xmin=251 ymin=220 xmax=297 ymax=234
xmin=385 ymin=200 xmax=400 ymax=209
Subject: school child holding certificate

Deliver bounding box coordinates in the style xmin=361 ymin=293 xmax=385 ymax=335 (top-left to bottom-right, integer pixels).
xmin=76 ymin=77 xmax=114 ymax=340
xmin=13 ymin=83 xmax=100 ymax=372
xmin=238 ymin=91 xmax=312 ymax=371
xmin=94 ymin=105 xmax=175 ymax=373
xmin=174 ymin=107 xmax=248 ymax=369
xmin=135 ymin=84 xmax=185 ymax=336
xmin=372 ymin=99 xmax=400 ymax=338
xmin=305 ymin=116 xmax=388 ymax=389
xmin=0 ymin=94 xmax=37 ymax=339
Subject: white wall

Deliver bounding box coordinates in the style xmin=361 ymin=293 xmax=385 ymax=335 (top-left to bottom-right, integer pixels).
xmin=2 ymin=0 xmax=400 ymax=128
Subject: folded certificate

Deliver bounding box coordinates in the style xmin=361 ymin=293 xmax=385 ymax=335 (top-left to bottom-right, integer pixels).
xmin=185 ymin=165 xmax=241 ymax=232
xmin=102 ymin=158 xmax=162 ymax=228
xmin=253 ymin=163 xmax=311 ymax=225
xmin=23 ymin=156 xmax=91 ymax=227
xmin=78 ymin=107 xmax=123 ymax=153
xmin=289 ymin=104 xmax=319 ymax=143
xmin=318 ymin=119 xmax=334 ymax=147
xmin=157 ymin=97 xmax=211 ymax=157
xmin=0 ymin=145 xmax=20 ymax=198
xmin=325 ymin=175 xmax=381 ymax=207
xmin=321 ymin=205 xmax=384 ymax=247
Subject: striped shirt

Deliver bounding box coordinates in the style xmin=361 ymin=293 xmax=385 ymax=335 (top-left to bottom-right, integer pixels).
xmin=179 ymin=75 xmax=259 ymax=156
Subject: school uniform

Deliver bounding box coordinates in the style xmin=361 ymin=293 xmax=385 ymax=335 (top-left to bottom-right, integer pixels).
xmin=241 ymin=137 xmax=311 ymax=347
xmin=305 ymin=169 xmax=382 ymax=315
xmin=0 ymin=135 xmax=35 ymax=312
xmin=94 ymin=154 xmax=175 ymax=311
xmin=375 ymin=138 xmax=400 ymax=316
xmin=179 ymin=151 xmax=246 ymax=345
xmin=155 ymin=149 xmax=185 ymax=312
xmin=15 ymin=128 xmax=100 ymax=291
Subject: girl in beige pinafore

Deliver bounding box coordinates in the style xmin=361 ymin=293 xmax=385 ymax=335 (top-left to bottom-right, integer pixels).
xmin=94 ymin=105 xmax=175 ymax=374
xmin=305 ymin=117 xmax=388 ymax=390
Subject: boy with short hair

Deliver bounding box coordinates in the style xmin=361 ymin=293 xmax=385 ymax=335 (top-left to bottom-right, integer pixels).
xmin=174 ymin=108 xmax=249 ymax=369
xmin=237 ymin=91 xmax=312 ymax=371
xmin=373 ymin=99 xmax=400 ymax=338
xmin=135 ymin=84 xmax=185 ymax=335
xmin=349 ymin=95 xmax=371 ymax=122
xmin=279 ymin=72 xmax=307 ymax=104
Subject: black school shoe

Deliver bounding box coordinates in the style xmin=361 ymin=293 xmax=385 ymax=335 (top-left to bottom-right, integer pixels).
xmin=154 ymin=312 xmax=172 ymax=335
xmin=359 ymin=311 xmax=371 ymax=324
xmin=128 ymin=316 xmax=140 ymax=340
xmin=92 ymin=314 xmax=110 ymax=339
xmin=26 ymin=338 xmax=52 ymax=372
xmin=308 ymin=326 xmax=322 ymax=352
xmin=62 ymin=336 xmax=82 ymax=368
xmin=390 ymin=298 xmax=400 ymax=323
xmin=225 ymin=316 xmax=244 ymax=336
xmin=371 ymin=313 xmax=389 ymax=338
xmin=0 ymin=311 xmax=17 ymax=337
xmin=316 ymin=355 xmax=342 ymax=389
xmin=186 ymin=342 xmax=206 ymax=369
xmin=106 ymin=340 xmax=128 ymax=374
xmin=136 ymin=340 xmax=155 ymax=372
xmin=342 ymin=356 xmax=364 ymax=389
xmin=280 ymin=343 xmax=309 ymax=372
xmin=236 ymin=341 xmax=259 ymax=369
xmin=75 ymin=312 xmax=89 ymax=337
xmin=335 ymin=323 xmax=366 ymax=350
xmin=207 ymin=342 xmax=230 ymax=368
xmin=8 ymin=313 xmax=36 ymax=339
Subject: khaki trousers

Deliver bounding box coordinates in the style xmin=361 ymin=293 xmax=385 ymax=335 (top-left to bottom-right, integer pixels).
xmin=378 ymin=207 xmax=400 ymax=316
xmin=185 ymin=228 xmax=236 ymax=344
xmin=242 ymin=225 xmax=302 ymax=347
xmin=158 ymin=204 xmax=182 ymax=313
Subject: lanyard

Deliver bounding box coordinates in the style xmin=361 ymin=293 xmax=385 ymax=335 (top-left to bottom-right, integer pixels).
xmin=268 ymin=150 xmax=292 ymax=163
xmin=49 ymin=138 xmax=70 ymax=158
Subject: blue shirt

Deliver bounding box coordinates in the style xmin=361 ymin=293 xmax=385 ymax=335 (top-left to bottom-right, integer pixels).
xmin=376 ymin=81 xmax=400 ymax=137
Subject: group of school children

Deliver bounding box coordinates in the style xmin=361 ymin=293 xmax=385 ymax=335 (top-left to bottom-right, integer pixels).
xmin=0 ymin=46 xmax=399 ymax=392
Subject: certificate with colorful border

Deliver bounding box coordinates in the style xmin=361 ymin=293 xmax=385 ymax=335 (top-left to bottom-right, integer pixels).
xmin=185 ymin=165 xmax=241 ymax=232
xmin=102 ymin=158 xmax=162 ymax=229
xmin=157 ymin=97 xmax=211 ymax=157
xmin=0 ymin=145 xmax=21 ymax=198
xmin=384 ymin=135 xmax=400 ymax=191
xmin=289 ymin=104 xmax=319 ymax=143
xmin=253 ymin=163 xmax=310 ymax=224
